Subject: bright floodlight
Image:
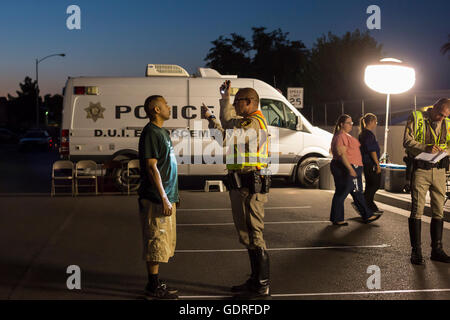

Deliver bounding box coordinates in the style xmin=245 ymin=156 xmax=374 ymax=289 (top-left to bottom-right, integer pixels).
xmin=364 ymin=58 xmax=416 ymax=163
xmin=364 ymin=58 xmax=415 ymax=94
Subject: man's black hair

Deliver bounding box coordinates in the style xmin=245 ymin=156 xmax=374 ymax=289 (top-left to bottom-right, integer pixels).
xmin=144 ymin=95 xmax=163 ymax=120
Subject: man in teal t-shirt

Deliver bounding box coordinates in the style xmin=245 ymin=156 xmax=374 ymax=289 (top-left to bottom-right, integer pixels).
xmin=138 ymin=117 xmax=178 ymax=204
xmin=137 ymin=95 xmax=179 ymax=300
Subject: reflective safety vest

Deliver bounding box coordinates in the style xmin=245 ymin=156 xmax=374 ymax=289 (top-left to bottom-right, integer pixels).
xmin=412 ymin=111 xmax=450 ymax=148
xmin=226 ymin=110 xmax=269 ymax=170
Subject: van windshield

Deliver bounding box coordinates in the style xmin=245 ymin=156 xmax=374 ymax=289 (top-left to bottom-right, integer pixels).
xmin=261 ymin=99 xmax=297 ymax=130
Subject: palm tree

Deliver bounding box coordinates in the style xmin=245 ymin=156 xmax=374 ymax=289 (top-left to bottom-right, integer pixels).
xmin=441 ymin=34 xmax=450 ymax=55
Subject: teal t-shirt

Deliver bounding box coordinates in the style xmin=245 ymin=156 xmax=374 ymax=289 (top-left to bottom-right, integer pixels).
xmin=138 ymin=122 xmax=179 ymax=204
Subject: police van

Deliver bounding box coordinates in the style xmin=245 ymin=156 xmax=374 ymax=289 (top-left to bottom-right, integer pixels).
xmin=61 ymin=64 xmax=332 ymax=190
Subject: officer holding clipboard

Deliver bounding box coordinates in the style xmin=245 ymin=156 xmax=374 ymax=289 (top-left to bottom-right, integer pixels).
xmin=403 ymin=98 xmax=450 ymax=265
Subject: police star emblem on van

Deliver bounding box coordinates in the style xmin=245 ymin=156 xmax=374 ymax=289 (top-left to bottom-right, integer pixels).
xmin=85 ymin=102 xmax=105 ymax=122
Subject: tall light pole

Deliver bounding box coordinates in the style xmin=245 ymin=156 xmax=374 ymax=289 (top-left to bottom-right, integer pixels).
xmin=35 ymin=53 xmax=65 ymax=128
xmin=364 ymin=58 xmax=415 ymax=163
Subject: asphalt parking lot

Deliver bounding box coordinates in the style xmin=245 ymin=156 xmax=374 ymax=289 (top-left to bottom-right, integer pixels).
xmin=1 ymin=144 xmax=449 ymax=301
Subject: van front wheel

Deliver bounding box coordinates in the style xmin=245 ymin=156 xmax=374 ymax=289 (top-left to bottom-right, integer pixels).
xmin=296 ymin=157 xmax=320 ymax=188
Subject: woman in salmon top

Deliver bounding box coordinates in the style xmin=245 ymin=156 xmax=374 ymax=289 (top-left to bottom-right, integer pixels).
xmin=329 ymin=114 xmax=383 ymax=226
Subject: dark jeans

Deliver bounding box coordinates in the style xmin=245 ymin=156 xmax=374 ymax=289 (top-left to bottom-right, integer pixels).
xmin=330 ymin=160 xmax=374 ymax=222
xmin=363 ymin=163 xmax=381 ymax=211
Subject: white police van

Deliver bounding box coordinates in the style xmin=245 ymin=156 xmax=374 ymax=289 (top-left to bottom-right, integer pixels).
xmin=61 ymin=64 xmax=332 ymax=190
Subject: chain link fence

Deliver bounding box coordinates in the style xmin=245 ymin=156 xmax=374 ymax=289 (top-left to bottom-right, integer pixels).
xmin=301 ymin=90 xmax=449 ymax=128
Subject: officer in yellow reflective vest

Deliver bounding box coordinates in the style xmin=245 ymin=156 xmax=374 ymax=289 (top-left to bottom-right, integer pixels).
xmin=403 ymin=98 xmax=450 ymax=265
xmin=202 ymin=81 xmax=271 ymax=299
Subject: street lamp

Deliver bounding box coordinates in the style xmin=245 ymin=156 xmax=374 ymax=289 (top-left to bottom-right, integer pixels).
xmin=35 ymin=53 xmax=65 ymax=128
xmin=364 ymin=58 xmax=415 ymax=163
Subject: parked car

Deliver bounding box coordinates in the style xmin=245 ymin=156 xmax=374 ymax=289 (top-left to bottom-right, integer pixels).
xmin=0 ymin=128 xmax=18 ymax=143
xmin=19 ymin=129 xmax=53 ymax=151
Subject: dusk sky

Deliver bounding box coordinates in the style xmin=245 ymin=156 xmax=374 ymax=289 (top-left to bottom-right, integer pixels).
xmin=0 ymin=0 xmax=448 ymax=98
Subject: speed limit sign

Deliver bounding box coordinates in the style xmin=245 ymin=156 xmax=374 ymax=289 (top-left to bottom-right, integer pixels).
xmin=287 ymin=87 xmax=304 ymax=109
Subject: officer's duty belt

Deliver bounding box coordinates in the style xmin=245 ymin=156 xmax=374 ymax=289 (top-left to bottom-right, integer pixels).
xmin=227 ymin=171 xmax=271 ymax=194
xmin=413 ymin=159 xmax=447 ymax=170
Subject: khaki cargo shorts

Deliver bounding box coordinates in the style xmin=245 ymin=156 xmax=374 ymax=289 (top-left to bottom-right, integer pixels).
xmin=138 ymin=198 xmax=177 ymax=263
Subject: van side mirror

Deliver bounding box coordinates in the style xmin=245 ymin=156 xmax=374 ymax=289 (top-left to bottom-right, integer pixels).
xmin=296 ymin=116 xmax=303 ymax=131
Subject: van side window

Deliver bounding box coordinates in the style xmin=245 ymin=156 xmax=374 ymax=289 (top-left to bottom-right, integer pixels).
xmin=260 ymin=99 xmax=286 ymax=128
xmin=261 ymin=99 xmax=297 ymax=130
xmin=284 ymin=104 xmax=297 ymax=130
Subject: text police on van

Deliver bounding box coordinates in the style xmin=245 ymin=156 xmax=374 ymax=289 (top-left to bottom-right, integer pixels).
xmin=115 ymin=105 xmax=213 ymax=119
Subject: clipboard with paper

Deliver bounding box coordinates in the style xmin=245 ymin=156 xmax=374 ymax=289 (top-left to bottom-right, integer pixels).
xmin=414 ymin=151 xmax=448 ymax=164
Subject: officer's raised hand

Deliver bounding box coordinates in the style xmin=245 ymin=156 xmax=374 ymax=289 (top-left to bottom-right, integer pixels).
xmin=201 ymin=103 xmax=211 ymax=119
xmin=220 ymin=80 xmax=231 ymax=99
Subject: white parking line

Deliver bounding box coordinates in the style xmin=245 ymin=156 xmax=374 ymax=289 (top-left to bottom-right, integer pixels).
xmin=376 ymin=202 xmax=450 ymax=230
xmin=177 ymin=206 xmax=311 ymax=212
xmin=175 ymin=244 xmax=390 ymax=253
xmin=323 ymin=190 xmax=450 ymax=230
xmin=178 ymin=220 xmax=330 ymax=226
xmin=272 ymin=288 xmax=450 ymax=297
xmin=178 ymin=288 xmax=450 ymax=299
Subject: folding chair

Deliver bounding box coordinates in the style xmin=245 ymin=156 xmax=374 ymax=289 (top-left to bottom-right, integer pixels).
xmin=75 ymin=160 xmax=98 ymax=196
xmin=127 ymin=159 xmax=141 ymax=195
xmin=100 ymin=160 xmax=124 ymax=194
xmin=51 ymin=160 xmax=74 ymax=196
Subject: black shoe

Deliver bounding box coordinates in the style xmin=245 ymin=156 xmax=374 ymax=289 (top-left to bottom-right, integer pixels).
xmin=231 ymin=249 xmax=258 ymax=292
xmin=373 ymin=209 xmax=384 ymax=214
xmin=411 ymin=247 xmax=425 ymax=265
xmin=144 ymin=283 xmax=178 ymax=300
xmin=409 ymin=218 xmax=425 ymax=265
xmin=430 ymin=246 xmax=450 ymax=263
xmin=364 ymin=213 xmax=382 ymax=224
xmin=160 ymin=281 xmax=178 ymax=294
xmin=430 ymin=218 xmax=450 ymax=263
xmin=145 ymin=281 xmax=178 ymax=294
xmin=332 ymin=221 xmax=349 ymax=226
xmin=233 ymin=286 xmax=271 ymax=300
xmin=233 ymin=248 xmax=270 ymax=300
xmin=231 ymin=279 xmax=253 ymax=293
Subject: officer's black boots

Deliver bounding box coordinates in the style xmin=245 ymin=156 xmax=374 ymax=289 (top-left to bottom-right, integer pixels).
xmin=231 ymin=249 xmax=257 ymax=292
xmin=430 ymin=218 xmax=450 ymax=263
xmin=409 ymin=218 xmax=425 ymax=265
xmin=233 ymin=248 xmax=270 ymax=299
xmin=254 ymin=248 xmax=270 ymax=293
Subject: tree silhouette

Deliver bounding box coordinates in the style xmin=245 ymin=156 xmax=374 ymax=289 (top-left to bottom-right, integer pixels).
xmin=251 ymin=27 xmax=309 ymax=93
xmin=205 ymin=34 xmax=252 ymax=76
xmin=205 ymin=27 xmax=382 ymax=108
xmin=309 ymin=29 xmax=383 ymax=104
xmin=205 ymin=27 xmax=309 ymax=94
xmin=7 ymin=76 xmax=41 ymax=129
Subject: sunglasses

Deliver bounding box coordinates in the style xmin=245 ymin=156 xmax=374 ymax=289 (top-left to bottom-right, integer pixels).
xmin=234 ymin=97 xmax=252 ymax=103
